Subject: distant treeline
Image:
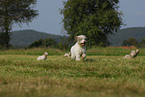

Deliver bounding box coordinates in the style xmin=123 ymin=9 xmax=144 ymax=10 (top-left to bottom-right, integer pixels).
xmin=27 ymin=38 xmax=69 ymax=50
xmin=108 ymin=27 xmax=145 ymax=46
xmin=11 ymin=27 xmax=145 ymax=46
xmin=0 ymin=27 xmax=145 ymax=49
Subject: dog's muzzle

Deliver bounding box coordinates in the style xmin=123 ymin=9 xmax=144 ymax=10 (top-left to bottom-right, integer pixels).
xmin=81 ymin=41 xmax=86 ymax=46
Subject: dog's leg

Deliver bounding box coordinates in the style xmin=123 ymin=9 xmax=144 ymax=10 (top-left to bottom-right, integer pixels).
xmin=71 ymin=53 xmax=75 ymax=59
xmin=81 ymin=54 xmax=86 ymax=61
xmin=76 ymin=54 xmax=81 ymax=61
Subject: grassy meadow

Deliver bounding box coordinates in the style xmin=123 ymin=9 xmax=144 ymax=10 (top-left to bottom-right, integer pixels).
xmin=0 ymin=47 xmax=145 ymax=97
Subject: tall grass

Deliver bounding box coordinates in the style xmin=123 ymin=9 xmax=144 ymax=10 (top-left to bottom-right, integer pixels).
xmin=0 ymin=52 xmax=145 ymax=97
xmin=87 ymin=47 xmax=140 ymax=56
xmin=0 ymin=48 xmax=63 ymax=55
xmin=0 ymin=47 xmax=144 ymax=56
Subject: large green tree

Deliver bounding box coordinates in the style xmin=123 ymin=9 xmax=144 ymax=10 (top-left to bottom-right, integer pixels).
xmin=61 ymin=0 xmax=123 ymax=46
xmin=0 ymin=0 xmax=38 ymax=49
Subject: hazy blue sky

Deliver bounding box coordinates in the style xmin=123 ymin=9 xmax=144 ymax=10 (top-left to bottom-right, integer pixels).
xmin=13 ymin=0 xmax=145 ymax=35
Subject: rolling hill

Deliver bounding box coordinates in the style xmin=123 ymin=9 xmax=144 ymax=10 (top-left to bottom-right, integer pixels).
xmin=108 ymin=27 xmax=145 ymax=46
xmin=10 ymin=30 xmax=64 ymax=47
xmin=10 ymin=27 xmax=145 ymax=47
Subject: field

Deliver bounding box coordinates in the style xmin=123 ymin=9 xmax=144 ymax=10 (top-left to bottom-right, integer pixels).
xmin=0 ymin=47 xmax=145 ymax=97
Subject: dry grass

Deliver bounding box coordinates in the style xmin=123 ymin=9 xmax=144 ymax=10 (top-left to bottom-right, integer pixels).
xmin=0 ymin=48 xmax=63 ymax=55
xmin=0 ymin=54 xmax=145 ymax=97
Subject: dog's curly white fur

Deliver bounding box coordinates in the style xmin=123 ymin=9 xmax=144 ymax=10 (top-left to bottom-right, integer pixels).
xmin=71 ymin=35 xmax=87 ymax=61
xmin=64 ymin=52 xmax=71 ymax=58
xmin=123 ymin=49 xmax=139 ymax=59
xmin=37 ymin=52 xmax=48 ymax=61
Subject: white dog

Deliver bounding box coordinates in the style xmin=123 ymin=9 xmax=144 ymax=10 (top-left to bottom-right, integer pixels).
xmin=71 ymin=35 xmax=87 ymax=61
xmin=123 ymin=49 xmax=139 ymax=59
xmin=37 ymin=52 xmax=48 ymax=61
xmin=64 ymin=52 xmax=71 ymax=58
xmin=130 ymin=50 xmax=136 ymax=57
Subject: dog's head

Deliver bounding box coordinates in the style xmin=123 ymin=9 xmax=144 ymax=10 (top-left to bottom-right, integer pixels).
xmin=136 ymin=49 xmax=139 ymax=53
xmin=44 ymin=52 xmax=48 ymax=56
xmin=75 ymin=35 xmax=87 ymax=46
xmin=130 ymin=50 xmax=136 ymax=57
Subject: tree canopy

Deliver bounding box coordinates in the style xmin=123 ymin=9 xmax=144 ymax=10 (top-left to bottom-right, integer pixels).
xmin=0 ymin=0 xmax=38 ymax=49
xmin=28 ymin=38 xmax=57 ymax=48
xmin=122 ymin=38 xmax=138 ymax=47
xmin=61 ymin=0 xmax=123 ymax=46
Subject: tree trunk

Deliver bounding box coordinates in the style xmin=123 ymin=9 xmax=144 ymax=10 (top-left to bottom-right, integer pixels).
xmin=3 ymin=5 xmax=10 ymax=49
